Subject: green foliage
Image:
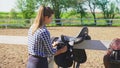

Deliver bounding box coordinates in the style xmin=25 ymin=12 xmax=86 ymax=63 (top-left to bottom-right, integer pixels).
xmin=35 ymin=0 xmax=82 ymax=25
xmin=96 ymin=0 xmax=119 ymax=19
xmin=0 ymin=12 xmax=9 ymax=18
xmin=61 ymin=10 xmax=78 ymax=18
xmin=96 ymin=0 xmax=120 ymax=26
xmin=0 ymin=19 xmax=30 ymax=28
xmin=76 ymin=2 xmax=87 ymax=25
xmin=1 ymin=0 xmax=120 ymax=27
xmin=86 ymin=0 xmax=99 ymax=25
xmin=16 ymin=0 xmax=37 ymax=19
xmin=76 ymin=3 xmax=87 ymax=17
xmin=9 ymin=9 xmax=17 ymax=19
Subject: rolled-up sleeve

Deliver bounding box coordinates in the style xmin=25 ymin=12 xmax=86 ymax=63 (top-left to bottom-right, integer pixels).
xmin=40 ymin=30 xmax=57 ymax=57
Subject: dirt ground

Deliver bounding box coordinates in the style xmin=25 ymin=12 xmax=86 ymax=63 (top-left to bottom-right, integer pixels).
xmin=0 ymin=27 xmax=120 ymax=68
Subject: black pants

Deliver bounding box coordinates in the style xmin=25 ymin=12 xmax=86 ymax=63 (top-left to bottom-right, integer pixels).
xmin=27 ymin=55 xmax=48 ymax=68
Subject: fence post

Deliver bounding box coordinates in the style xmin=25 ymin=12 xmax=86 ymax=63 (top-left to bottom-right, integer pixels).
xmin=5 ymin=24 xmax=7 ymax=29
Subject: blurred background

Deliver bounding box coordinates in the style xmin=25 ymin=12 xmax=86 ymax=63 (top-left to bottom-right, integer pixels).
xmin=0 ymin=0 xmax=120 ymax=29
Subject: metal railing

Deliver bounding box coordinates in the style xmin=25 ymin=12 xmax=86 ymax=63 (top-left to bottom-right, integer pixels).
xmin=0 ymin=18 xmax=120 ymax=28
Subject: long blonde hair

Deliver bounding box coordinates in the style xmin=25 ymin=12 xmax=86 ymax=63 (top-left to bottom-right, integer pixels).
xmin=32 ymin=6 xmax=54 ymax=34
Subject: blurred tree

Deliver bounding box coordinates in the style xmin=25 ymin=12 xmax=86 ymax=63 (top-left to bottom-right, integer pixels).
xmin=16 ymin=0 xmax=37 ymax=24
xmin=76 ymin=2 xmax=87 ymax=25
xmin=16 ymin=0 xmax=37 ymax=19
xmin=9 ymin=8 xmax=17 ymax=19
xmin=86 ymin=0 xmax=98 ymax=25
xmin=61 ymin=10 xmax=77 ymax=18
xmin=35 ymin=0 xmax=85 ymax=26
xmin=96 ymin=0 xmax=119 ymax=26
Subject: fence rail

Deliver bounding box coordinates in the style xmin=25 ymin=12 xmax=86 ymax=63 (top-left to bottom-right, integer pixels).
xmin=0 ymin=18 xmax=120 ymax=28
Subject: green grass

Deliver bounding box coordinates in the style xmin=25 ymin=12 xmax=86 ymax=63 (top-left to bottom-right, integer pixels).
xmin=0 ymin=19 xmax=31 ymax=28
xmin=0 ymin=11 xmax=120 ymax=28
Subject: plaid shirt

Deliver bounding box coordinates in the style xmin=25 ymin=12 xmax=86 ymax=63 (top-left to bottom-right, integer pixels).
xmin=28 ymin=25 xmax=57 ymax=57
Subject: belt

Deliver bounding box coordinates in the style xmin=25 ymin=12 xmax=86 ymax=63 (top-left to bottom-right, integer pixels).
xmin=29 ymin=54 xmax=43 ymax=58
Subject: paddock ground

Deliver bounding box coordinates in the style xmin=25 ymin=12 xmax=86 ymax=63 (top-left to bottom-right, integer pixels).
xmin=0 ymin=27 xmax=120 ymax=68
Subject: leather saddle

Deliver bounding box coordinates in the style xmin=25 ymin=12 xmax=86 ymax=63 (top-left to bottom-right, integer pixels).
xmin=52 ymin=26 xmax=91 ymax=68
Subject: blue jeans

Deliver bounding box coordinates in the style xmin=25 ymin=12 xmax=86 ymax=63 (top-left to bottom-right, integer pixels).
xmin=27 ymin=55 xmax=48 ymax=68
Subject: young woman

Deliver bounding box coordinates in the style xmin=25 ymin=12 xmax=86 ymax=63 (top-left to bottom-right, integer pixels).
xmin=27 ymin=6 xmax=67 ymax=68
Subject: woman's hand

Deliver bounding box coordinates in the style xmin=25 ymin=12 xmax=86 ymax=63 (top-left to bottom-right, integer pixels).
xmin=52 ymin=41 xmax=59 ymax=47
xmin=54 ymin=45 xmax=68 ymax=56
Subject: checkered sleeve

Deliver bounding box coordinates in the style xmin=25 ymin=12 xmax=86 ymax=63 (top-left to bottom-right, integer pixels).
xmin=41 ymin=30 xmax=57 ymax=57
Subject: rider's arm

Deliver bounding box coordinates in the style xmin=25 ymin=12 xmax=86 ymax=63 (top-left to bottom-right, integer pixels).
xmin=54 ymin=46 xmax=67 ymax=56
